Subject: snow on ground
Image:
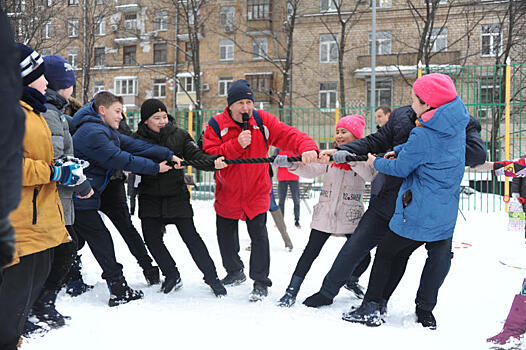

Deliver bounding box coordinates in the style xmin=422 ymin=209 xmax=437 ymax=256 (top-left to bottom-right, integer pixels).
xmin=21 ymin=195 xmax=526 ymax=350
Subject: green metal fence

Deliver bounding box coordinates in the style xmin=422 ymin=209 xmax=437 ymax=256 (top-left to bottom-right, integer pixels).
xmin=126 ymin=63 xmax=526 ymax=211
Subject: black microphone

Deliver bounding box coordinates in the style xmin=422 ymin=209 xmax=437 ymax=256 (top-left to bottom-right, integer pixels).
xmin=242 ymin=113 xmax=250 ymax=130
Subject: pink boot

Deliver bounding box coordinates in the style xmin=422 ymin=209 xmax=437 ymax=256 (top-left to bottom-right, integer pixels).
xmin=487 ymin=294 xmax=526 ymax=345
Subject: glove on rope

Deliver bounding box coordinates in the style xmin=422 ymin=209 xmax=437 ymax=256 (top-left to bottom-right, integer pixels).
xmin=50 ymin=156 xmax=89 ymax=186
xmin=273 ymin=154 xmax=293 ymax=168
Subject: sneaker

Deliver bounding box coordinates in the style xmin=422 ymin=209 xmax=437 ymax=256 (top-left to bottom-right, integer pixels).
xmin=303 ymin=292 xmax=333 ymax=308
xmin=221 ymin=270 xmax=247 ymax=286
xmin=294 ymin=220 xmax=301 ymax=228
xmin=343 ymin=280 xmax=365 ymax=299
xmin=208 ymin=278 xmax=227 ymax=297
xmin=342 ymin=300 xmax=382 ymax=327
xmin=161 ymin=275 xmax=183 ymax=294
xmin=107 ymin=278 xmax=144 ymax=307
xmin=277 ymin=291 xmax=296 ymax=307
xmin=143 ymin=266 xmax=160 ymax=286
xmin=415 ymin=306 xmax=437 ymax=330
xmin=66 ymin=278 xmax=94 ymax=297
xmin=249 ymin=283 xmax=268 ymax=302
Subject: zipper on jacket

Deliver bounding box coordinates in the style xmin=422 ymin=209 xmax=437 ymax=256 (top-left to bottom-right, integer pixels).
xmin=32 ymin=188 xmax=39 ymax=225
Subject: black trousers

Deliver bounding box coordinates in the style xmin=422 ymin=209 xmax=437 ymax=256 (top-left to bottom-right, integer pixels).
xmin=278 ymin=180 xmax=300 ymax=221
xmin=293 ymin=229 xmax=371 ymax=280
xmin=74 ymin=209 xmax=123 ymax=282
xmin=216 ymin=213 xmax=272 ymax=287
xmin=42 ymin=225 xmax=77 ymax=291
xmin=141 ymin=217 xmax=218 ymax=284
xmin=0 ymin=249 xmax=52 ymax=349
xmin=100 ymin=178 xmax=153 ymax=270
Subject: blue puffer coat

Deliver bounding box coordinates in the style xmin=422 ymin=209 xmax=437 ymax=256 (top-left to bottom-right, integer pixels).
xmin=72 ymin=102 xmax=174 ymax=210
xmin=374 ymin=96 xmax=469 ymax=242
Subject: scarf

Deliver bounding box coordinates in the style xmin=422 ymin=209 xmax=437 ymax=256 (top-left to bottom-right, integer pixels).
xmin=331 ymin=163 xmax=352 ymax=171
xmin=22 ymin=86 xmax=47 ymax=113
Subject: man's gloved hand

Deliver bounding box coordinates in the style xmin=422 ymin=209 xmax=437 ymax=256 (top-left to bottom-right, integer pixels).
xmin=273 ymin=155 xmax=293 ymax=168
xmin=0 ymin=217 xmax=15 ymax=269
xmin=333 ymin=150 xmax=355 ymax=164
xmin=50 ymin=162 xmax=86 ymax=186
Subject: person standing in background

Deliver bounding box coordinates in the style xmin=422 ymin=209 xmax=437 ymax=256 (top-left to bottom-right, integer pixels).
xmin=275 ymin=149 xmax=302 ymax=228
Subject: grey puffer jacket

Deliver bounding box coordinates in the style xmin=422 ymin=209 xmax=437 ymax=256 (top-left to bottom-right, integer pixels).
xmin=42 ymin=89 xmax=90 ymax=225
xmin=289 ymin=162 xmax=376 ymax=235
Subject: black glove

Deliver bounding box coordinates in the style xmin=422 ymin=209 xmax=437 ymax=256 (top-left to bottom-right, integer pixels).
xmin=0 ymin=217 xmax=15 ymax=269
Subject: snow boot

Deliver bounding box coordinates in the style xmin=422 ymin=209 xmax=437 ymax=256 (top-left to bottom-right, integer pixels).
xmin=415 ymin=306 xmax=437 ymax=330
xmin=303 ymin=292 xmax=333 ymax=308
xmin=143 ymin=266 xmax=160 ymax=286
xmin=342 ymin=300 xmax=382 ymax=327
xmin=344 ymin=279 xmax=365 ymax=299
xmin=249 ymin=282 xmax=268 ymax=302
xmin=161 ymin=274 xmax=183 ymax=294
xmin=278 ymin=275 xmax=304 ymax=307
xmin=270 ymin=209 xmax=293 ymax=251
xmin=32 ymin=289 xmax=70 ymax=329
xmin=487 ymin=293 xmax=526 ymax=345
xmin=208 ymin=278 xmax=227 ymax=297
xmin=221 ymin=270 xmax=246 ymax=286
xmin=22 ymin=319 xmax=47 ymax=338
xmin=66 ymin=278 xmax=94 ymax=297
xmin=107 ymin=277 xmax=144 ymax=307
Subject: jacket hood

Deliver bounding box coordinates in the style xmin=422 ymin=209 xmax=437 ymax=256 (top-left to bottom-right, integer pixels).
xmin=45 ymin=88 xmax=68 ymax=110
xmin=72 ymin=101 xmax=104 ymax=129
xmin=420 ymin=96 xmax=469 ymax=136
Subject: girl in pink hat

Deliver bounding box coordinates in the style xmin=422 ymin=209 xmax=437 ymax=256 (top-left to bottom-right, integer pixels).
xmin=274 ymin=114 xmax=377 ymax=307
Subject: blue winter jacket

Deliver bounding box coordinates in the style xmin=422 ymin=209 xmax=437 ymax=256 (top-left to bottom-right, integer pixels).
xmin=374 ymin=97 xmax=469 ymax=242
xmin=72 ymin=102 xmax=174 ymax=210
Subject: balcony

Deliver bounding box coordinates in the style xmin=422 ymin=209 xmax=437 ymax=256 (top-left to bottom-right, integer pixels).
xmin=356 ymin=51 xmax=461 ymax=68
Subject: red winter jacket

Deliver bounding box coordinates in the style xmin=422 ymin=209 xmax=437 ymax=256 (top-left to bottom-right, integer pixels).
xmin=276 ymin=150 xmax=300 ymax=181
xmin=203 ymin=107 xmax=318 ymax=220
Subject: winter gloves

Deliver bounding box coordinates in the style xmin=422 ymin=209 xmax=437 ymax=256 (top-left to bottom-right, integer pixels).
xmin=50 ymin=156 xmax=89 ymax=186
xmin=273 ymin=154 xmax=293 ymax=168
xmin=0 ymin=217 xmax=15 ymax=268
xmin=333 ymin=150 xmax=355 ymax=164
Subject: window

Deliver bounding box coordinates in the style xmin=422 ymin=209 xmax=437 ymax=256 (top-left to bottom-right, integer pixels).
xmin=96 ymin=0 xmax=104 ymax=4
xmin=41 ymin=21 xmax=51 ymax=40
xmin=184 ymin=42 xmax=192 ymax=61
xmin=93 ymin=81 xmax=105 ymax=94
xmin=178 ymin=76 xmax=195 ymax=93
xmin=319 ymin=82 xmax=337 ymax=109
xmin=67 ymin=49 xmax=78 ymax=68
xmin=248 ymin=0 xmax=270 ymax=20
xmin=154 ymin=11 xmax=168 ymax=31
xmin=68 ymin=0 xmax=78 ymax=5
xmin=252 ymin=38 xmax=268 ymax=59
xmin=41 ymin=0 xmax=52 ymax=7
xmin=188 ymin=9 xmax=200 ymax=25
xmin=481 ymin=24 xmax=502 ymax=57
xmin=220 ymin=6 xmax=235 ymax=26
xmin=319 ymin=34 xmax=337 ymax=63
xmin=246 ymin=73 xmax=272 ymax=103
xmin=369 ymin=31 xmax=391 ymax=55
xmin=321 ymin=0 xmax=337 ymax=12
xmin=219 ymin=40 xmax=234 ymax=61
xmin=95 ymin=47 xmax=105 ymax=67
xmin=370 ymin=0 xmax=392 ymax=8
xmin=430 ymin=28 xmax=447 ymax=52
xmin=367 ymin=80 xmax=392 ymax=106
xmin=114 ymin=78 xmax=138 ymax=96
xmin=123 ymin=46 xmax=136 ymax=65
xmin=218 ymin=77 xmax=233 ymax=97
xmin=68 ymin=18 xmax=79 ymax=37
xmin=40 ymin=49 xmax=51 ymax=56
xmin=478 ymin=77 xmax=500 ymax=120
xmin=95 ymin=17 xmax=106 ymax=35
xmin=153 ymin=43 xmax=167 ymax=64
xmin=153 ymin=79 xmax=166 ymax=98
xmin=124 ymin=13 xmax=137 ymax=30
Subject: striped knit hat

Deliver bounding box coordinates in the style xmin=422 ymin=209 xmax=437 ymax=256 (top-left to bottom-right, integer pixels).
xmin=17 ymin=43 xmax=45 ymax=86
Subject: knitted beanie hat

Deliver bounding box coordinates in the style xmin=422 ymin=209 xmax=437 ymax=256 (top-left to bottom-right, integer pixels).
xmin=413 ymin=73 xmax=457 ymax=108
xmin=227 ymin=79 xmax=254 ymax=106
xmin=140 ymin=98 xmax=167 ymax=124
xmin=43 ymin=55 xmax=75 ymax=91
xmin=17 ymin=43 xmax=45 ymax=86
xmin=336 ymin=114 xmax=365 ymax=139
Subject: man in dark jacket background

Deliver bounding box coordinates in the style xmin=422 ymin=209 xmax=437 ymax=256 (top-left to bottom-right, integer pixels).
xmin=303 ymin=105 xmax=486 ymax=329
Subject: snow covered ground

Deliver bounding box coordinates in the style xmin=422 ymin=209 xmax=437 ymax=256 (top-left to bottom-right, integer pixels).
xmin=22 ymin=195 xmax=525 ymax=350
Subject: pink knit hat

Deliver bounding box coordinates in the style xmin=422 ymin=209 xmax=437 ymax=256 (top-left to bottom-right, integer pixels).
xmin=413 ymin=73 xmax=457 ymax=108
xmin=336 ymin=114 xmax=365 ymax=139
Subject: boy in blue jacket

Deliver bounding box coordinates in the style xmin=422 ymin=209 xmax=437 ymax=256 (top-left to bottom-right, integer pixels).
xmin=343 ymin=73 xmax=468 ymax=327
xmin=72 ymin=91 xmax=179 ymax=306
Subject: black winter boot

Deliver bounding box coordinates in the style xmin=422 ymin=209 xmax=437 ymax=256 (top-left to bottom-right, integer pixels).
xmin=107 ymin=277 xmax=144 ymax=307
xmin=161 ymin=274 xmax=183 ymax=294
xmin=22 ymin=319 xmax=47 ymax=338
xmin=208 ymin=278 xmax=227 ymax=297
xmin=249 ymin=282 xmax=268 ymax=302
xmin=143 ymin=266 xmax=160 ymax=285
xmin=344 ymin=279 xmax=365 ymax=299
xmin=278 ymin=275 xmax=304 ymax=307
xmin=221 ymin=270 xmax=246 ymax=286
xmin=32 ymin=289 xmax=70 ymax=329
xmin=303 ymin=292 xmax=333 ymax=308
xmin=415 ymin=306 xmax=437 ymax=330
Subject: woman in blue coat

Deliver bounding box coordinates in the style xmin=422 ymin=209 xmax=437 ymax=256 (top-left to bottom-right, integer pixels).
xmin=343 ymin=73 xmax=469 ymax=327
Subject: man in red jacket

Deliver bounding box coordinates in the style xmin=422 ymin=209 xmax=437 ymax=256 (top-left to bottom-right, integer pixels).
xmin=203 ymin=79 xmax=318 ymax=301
